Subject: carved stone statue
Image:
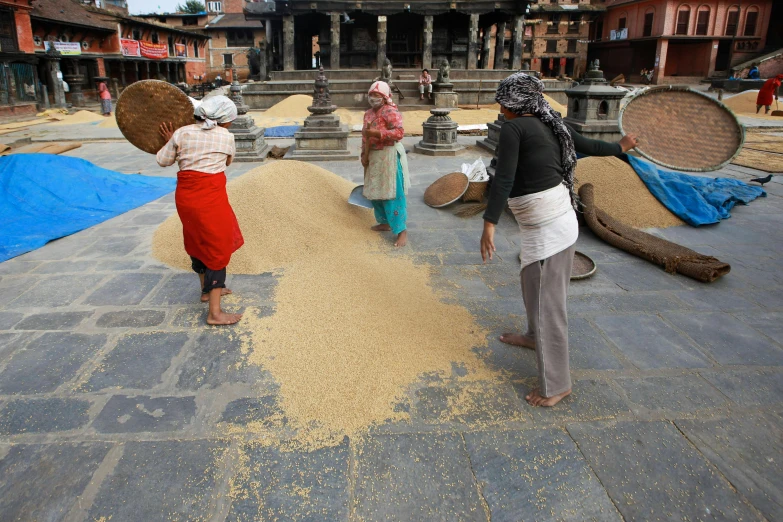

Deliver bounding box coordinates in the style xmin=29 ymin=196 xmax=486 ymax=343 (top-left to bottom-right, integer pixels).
xmin=436 ymin=59 xmax=451 ymax=83
xmin=247 ymin=47 xmax=261 ymax=80
xmin=381 ymin=58 xmax=392 ymax=82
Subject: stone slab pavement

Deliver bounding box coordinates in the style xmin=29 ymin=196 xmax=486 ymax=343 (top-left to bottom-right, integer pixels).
xmin=0 ymin=135 xmax=782 ymax=521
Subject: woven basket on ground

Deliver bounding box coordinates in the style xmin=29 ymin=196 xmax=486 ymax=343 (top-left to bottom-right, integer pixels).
xmin=579 ymin=183 xmax=730 ymax=283
xmin=116 ymin=80 xmax=197 ymax=154
xmin=424 ymin=172 xmax=469 ymax=208
xmin=619 ymin=86 xmax=743 ymax=172
xmin=461 ymin=180 xmax=488 ymax=203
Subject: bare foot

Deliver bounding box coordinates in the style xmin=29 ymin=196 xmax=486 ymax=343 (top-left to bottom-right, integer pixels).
xmin=206 ymin=310 xmax=243 ymax=325
xmin=499 ymin=333 xmax=535 ymax=350
xmin=201 ymin=288 xmax=233 ymax=302
xmin=371 ymin=224 xmax=392 ymax=232
xmin=394 ymin=230 xmax=408 ymax=247
xmin=525 ymin=387 xmax=571 ymax=407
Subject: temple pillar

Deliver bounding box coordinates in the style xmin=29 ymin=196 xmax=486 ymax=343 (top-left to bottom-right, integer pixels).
xmin=330 ymin=12 xmax=340 ymax=69
xmin=283 ymin=15 xmax=295 ymax=71
xmin=119 ymin=60 xmax=126 ymax=87
xmin=482 ymin=26 xmax=492 ymax=69
xmin=494 ymin=21 xmax=507 ymax=69
xmin=468 ymin=14 xmax=479 ymax=70
xmin=423 ymin=15 xmax=433 ymax=70
xmin=511 ymin=15 xmax=524 ymax=70
xmin=376 ymin=15 xmax=387 ymax=69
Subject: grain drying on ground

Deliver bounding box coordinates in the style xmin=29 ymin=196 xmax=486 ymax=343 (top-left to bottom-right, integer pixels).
xmin=47 ymin=110 xmax=105 ymax=125
xmin=575 ymin=156 xmax=685 ymax=228
xmin=723 ymin=90 xmax=783 ymax=120
xmin=152 ymin=161 xmax=498 ymax=449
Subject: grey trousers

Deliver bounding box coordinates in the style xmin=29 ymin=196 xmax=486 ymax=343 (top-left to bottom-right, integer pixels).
xmin=520 ymin=244 xmax=575 ymax=397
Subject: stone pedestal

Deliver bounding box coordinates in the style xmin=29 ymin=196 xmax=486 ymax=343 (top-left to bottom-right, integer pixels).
xmin=414 ymin=108 xmax=464 ymax=156
xmin=285 ymin=67 xmax=357 ymax=161
xmin=63 ymin=73 xmax=85 ymax=106
xmin=433 ymin=81 xmax=458 ymax=108
xmin=563 ymin=60 xmax=625 ymax=142
xmin=285 ymin=110 xmax=357 ymax=161
xmin=228 ymin=76 xmax=270 ymax=161
xmin=476 ymin=113 xmax=504 ymax=156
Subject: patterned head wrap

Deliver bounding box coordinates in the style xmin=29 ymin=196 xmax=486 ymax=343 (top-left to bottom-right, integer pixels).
xmin=368 ymin=81 xmax=396 ymax=108
xmin=495 ymin=73 xmax=579 ymax=209
xmin=194 ymin=95 xmax=237 ymax=130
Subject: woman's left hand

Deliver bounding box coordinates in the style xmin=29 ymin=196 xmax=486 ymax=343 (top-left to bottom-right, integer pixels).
xmin=480 ymin=221 xmax=496 ymax=263
xmin=159 ymin=122 xmax=175 ymax=142
xmin=363 ymin=125 xmax=381 ymax=139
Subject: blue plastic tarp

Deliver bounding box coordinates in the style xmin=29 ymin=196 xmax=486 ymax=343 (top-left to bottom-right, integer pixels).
xmin=626 ymin=154 xmax=766 ymax=227
xmin=0 ymin=154 xmax=176 ymax=262
xmin=264 ymin=125 xmax=300 ymax=137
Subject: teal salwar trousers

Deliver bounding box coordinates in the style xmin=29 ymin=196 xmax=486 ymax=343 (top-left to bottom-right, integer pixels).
xmin=371 ymin=154 xmax=407 ymax=234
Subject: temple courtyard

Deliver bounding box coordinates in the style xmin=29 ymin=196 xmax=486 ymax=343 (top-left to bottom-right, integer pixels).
xmin=0 ymin=116 xmax=781 ymax=521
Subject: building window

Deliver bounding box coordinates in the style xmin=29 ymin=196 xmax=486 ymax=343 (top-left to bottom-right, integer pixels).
xmin=523 ymin=40 xmax=532 ymax=53
xmin=183 ymin=16 xmax=198 ymax=26
xmin=548 ymin=14 xmax=560 ymax=34
xmin=550 ymin=0 xmax=558 ymax=3
xmin=696 ymin=8 xmax=710 ymax=35
xmin=132 ymin=28 xmax=141 ymax=40
xmin=546 ymin=39 xmax=558 ymax=53
xmin=168 ymin=35 xmax=174 ymax=55
xmin=618 ymin=17 xmax=626 ymax=30
xmin=227 ymin=29 xmax=254 ymax=47
xmin=725 ymin=8 xmax=739 ymax=36
xmin=223 ymin=53 xmax=233 ymax=66
xmin=0 ymin=8 xmax=18 ymax=53
xmin=158 ymin=16 xmax=167 ymax=23
xmin=567 ymin=39 xmax=577 ymax=53
xmin=207 ymin=1 xmax=222 ymax=12
xmin=151 ymin=32 xmax=159 ymax=44
xmin=676 ymin=6 xmax=690 ymax=35
xmin=643 ymin=12 xmax=654 ymax=37
xmin=744 ymin=8 xmax=758 ymax=36
xmin=568 ymin=14 xmax=580 ymax=33
xmin=595 ymin=20 xmax=603 ymax=40
xmin=194 ymin=42 xmax=199 ymax=57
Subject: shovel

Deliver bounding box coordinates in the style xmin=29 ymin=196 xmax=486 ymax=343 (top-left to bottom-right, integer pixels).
xmin=772 ymin=99 xmax=783 ymax=117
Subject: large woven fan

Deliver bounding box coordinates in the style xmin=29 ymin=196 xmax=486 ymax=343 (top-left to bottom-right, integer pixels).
xmin=116 ymin=80 xmax=197 ymax=154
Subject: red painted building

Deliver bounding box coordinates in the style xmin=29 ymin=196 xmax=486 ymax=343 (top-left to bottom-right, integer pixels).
xmin=0 ymin=0 xmax=39 ymax=116
xmin=588 ymin=0 xmax=775 ymax=84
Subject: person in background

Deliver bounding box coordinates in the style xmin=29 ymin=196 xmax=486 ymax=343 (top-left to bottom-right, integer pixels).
xmin=748 ymin=63 xmax=760 ymax=79
xmin=419 ymin=69 xmax=432 ymax=100
xmin=480 ymin=72 xmax=638 ymax=407
xmin=361 ymin=81 xmax=410 ymax=247
xmin=96 ymin=78 xmax=112 ymax=116
xmin=756 ymin=74 xmax=783 ymax=114
xmin=156 ymin=96 xmax=244 ymax=325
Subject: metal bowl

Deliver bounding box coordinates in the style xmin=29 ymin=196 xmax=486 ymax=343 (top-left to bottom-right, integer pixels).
xmin=571 ymin=251 xmax=597 ymax=280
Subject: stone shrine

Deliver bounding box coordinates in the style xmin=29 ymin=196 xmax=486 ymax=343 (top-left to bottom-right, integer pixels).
xmin=285 ymin=67 xmax=357 ymax=161
xmin=228 ymin=69 xmax=270 ymax=161
xmin=414 ymin=108 xmax=464 ymax=156
xmin=564 ymin=60 xmax=625 ymax=142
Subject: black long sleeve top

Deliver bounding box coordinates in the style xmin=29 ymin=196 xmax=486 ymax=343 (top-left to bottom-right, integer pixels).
xmin=483 ymin=118 xmax=623 ymax=224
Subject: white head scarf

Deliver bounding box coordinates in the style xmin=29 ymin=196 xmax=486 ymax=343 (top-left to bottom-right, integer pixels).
xmin=194 ymin=95 xmax=237 ymax=130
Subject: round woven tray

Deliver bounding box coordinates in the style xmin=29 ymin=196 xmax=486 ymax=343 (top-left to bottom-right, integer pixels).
xmin=571 ymin=251 xmax=597 ymax=280
xmin=619 ymin=86 xmax=744 ymax=172
xmin=116 ymin=80 xmax=198 ymax=154
xmin=424 ymin=172 xmax=470 ymax=208
xmin=462 ymin=180 xmax=488 ymax=203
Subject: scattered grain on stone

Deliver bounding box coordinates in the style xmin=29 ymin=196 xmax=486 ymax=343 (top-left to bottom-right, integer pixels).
xmin=47 ymin=110 xmax=104 ymax=125
xmin=575 ymin=156 xmax=684 ymax=228
xmin=260 ymin=94 xmax=313 ymax=118
xmin=152 ymin=161 xmax=495 ymax=449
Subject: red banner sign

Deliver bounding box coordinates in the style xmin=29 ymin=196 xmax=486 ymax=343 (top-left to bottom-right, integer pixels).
xmin=140 ymin=41 xmax=168 ymax=59
xmin=120 ymin=38 xmax=140 ymax=57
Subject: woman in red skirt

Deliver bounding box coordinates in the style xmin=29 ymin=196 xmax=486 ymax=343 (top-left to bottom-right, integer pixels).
xmin=157 ymin=95 xmax=244 ymax=325
xmin=756 ymin=74 xmax=783 ymax=114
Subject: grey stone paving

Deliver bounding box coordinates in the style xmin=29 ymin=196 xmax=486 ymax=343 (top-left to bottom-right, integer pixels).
xmin=0 ymin=129 xmax=781 ymax=521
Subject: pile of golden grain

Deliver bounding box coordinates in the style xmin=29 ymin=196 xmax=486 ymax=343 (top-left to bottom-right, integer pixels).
xmin=152 ymin=161 xmax=495 ymax=449
xmin=575 ymin=156 xmax=684 ymax=228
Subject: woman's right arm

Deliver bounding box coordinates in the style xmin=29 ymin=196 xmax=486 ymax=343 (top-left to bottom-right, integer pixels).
xmin=483 ymin=122 xmax=521 ymax=225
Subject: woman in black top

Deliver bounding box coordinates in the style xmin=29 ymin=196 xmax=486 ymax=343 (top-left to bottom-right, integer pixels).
xmin=480 ymin=73 xmax=638 ymax=407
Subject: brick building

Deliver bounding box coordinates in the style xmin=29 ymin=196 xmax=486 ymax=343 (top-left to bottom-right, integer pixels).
xmin=0 ymin=0 xmax=38 ymax=115
xmin=524 ymin=0 xmax=606 ymax=79
xmin=588 ymin=0 xmax=775 ymax=84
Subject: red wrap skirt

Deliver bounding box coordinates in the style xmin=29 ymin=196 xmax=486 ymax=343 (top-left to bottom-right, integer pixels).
xmin=175 ymin=170 xmax=244 ymax=271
